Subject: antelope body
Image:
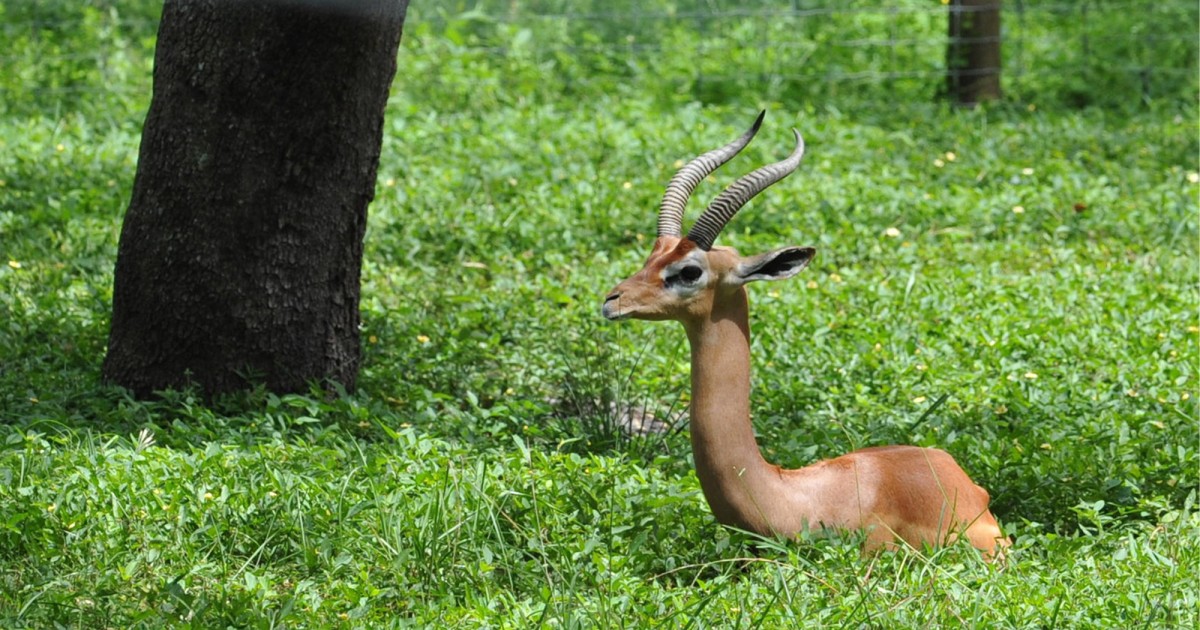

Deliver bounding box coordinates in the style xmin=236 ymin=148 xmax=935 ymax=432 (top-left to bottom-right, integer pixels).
xmin=602 ymin=112 xmax=1009 ymax=558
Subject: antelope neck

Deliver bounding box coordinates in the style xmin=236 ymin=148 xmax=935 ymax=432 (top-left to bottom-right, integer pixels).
xmin=682 ymin=287 xmax=784 ymax=532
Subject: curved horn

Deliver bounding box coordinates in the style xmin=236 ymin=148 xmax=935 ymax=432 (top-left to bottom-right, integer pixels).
xmin=657 ymin=110 xmax=766 ymax=238
xmin=686 ymin=129 xmax=805 ymax=251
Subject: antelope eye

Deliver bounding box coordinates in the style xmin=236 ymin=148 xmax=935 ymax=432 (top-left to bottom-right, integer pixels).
xmin=665 ymin=264 xmax=704 ymax=288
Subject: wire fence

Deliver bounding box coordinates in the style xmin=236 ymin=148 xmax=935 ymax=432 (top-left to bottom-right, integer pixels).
xmin=1 ymin=0 xmax=1196 ymax=113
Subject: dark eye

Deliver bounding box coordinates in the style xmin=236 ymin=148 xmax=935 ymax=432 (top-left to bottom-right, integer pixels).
xmin=666 ymin=265 xmax=704 ymax=287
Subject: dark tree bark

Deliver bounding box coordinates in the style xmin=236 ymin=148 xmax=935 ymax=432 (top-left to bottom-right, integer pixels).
xmin=947 ymin=0 xmax=1002 ymax=105
xmin=103 ymin=0 xmax=409 ymax=398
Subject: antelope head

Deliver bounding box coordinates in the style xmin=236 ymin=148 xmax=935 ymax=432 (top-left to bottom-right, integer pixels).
xmin=602 ymin=111 xmax=816 ymax=324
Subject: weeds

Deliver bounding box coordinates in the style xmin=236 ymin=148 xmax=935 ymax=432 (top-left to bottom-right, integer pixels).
xmin=1 ymin=0 xmax=1198 ymax=626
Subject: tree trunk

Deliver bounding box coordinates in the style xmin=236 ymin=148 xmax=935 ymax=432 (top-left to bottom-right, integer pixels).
xmin=947 ymin=0 xmax=1002 ymax=105
xmin=102 ymin=0 xmax=409 ymax=398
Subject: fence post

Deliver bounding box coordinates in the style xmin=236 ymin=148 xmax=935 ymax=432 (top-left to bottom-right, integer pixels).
xmin=947 ymin=0 xmax=1002 ymax=104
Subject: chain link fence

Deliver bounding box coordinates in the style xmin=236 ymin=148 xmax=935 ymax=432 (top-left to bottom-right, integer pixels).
xmin=2 ymin=0 xmax=1196 ymax=115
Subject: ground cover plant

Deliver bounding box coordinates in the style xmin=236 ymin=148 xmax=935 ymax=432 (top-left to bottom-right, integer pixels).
xmin=1 ymin=1 xmax=1198 ymax=627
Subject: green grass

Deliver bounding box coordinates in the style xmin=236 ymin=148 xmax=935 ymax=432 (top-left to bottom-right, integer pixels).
xmin=2 ymin=1 xmax=1199 ymax=627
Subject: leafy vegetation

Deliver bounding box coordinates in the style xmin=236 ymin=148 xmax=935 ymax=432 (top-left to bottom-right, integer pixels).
xmin=1 ymin=0 xmax=1197 ymax=626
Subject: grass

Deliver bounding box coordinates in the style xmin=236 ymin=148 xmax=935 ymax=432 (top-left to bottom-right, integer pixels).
xmin=1 ymin=1 xmax=1199 ymax=627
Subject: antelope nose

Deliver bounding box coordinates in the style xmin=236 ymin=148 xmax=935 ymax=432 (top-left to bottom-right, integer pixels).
xmin=601 ymin=292 xmax=622 ymax=320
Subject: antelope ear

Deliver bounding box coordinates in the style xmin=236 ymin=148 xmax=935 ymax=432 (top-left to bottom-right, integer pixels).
xmin=732 ymin=246 xmax=815 ymax=284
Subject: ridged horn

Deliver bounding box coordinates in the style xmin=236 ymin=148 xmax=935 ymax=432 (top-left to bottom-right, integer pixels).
xmin=657 ymin=110 xmax=765 ymax=238
xmin=686 ymin=129 xmax=805 ymax=251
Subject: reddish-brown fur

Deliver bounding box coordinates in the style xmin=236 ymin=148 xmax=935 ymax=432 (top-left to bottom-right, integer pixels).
xmin=605 ymin=237 xmax=1010 ymax=559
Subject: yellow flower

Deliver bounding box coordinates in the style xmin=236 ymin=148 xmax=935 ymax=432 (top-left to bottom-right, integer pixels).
xmin=945 ymin=151 xmax=957 ymax=162
xmin=55 ymin=143 xmax=65 ymax=152
xmin=416 ymin=335 xmax=430 ymax=344
xmin=994 ymin=405 xmax=1008 ymax=415
xmin=368 ymin=335 xmax=378 ymax=344
xmin=829 ymin=273 xmax=843 ymax=283
xmin=1126 ymin=390 xmax=1139 ymax=398
xmin=1012 ymin=205 xmax=1025 ymax=214
xmin=806 ymin=280 xmax=818 ymax=289
xmin=1187 ymin=172 xmax=1199 ymax=184
xmin=933 ymin=159 xmax=945 ymax=168
xmin=1021 ymin=168 xmax=1034 ymax=176
xmin=385 ymin=178 xmax=396 ymax=187
xmin=47 ymin=503 xmax=56 ymax=513
xmin=912 ymin=396 xmax=927 ymax=404
xmin=916 ymin=364 xmax=928 ymax=371
xmin=203 ymin=492 xmax=214 ymax=501
xmin=1024 ymin=371 xmax=1038 ymax=380
xmin=883 ymin=227 xmax=901 ymax=238
xmin=7 ymin=260 xmax=20 ymax=269
xmin=622 ymin=181 xmax=633 ymax=190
